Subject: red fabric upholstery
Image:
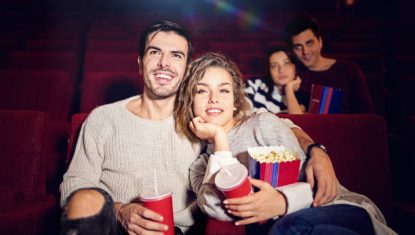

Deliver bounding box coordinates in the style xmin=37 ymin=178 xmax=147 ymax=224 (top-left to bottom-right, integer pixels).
xmin=7 ymin=51 xmax=79 ymax=83
xmin=86 ymin=39 xmax=137 ymax=52
xmin=80 ymin=72 xmax=143 ymax=112
xmin=205 ymin=114 xmax=392 ymax=234
xmin=83 ymin=52 xmax=139 ymax=72
xmin=66 ymin=113 xmax=89 ymax=164
xmin=0 ymin=110 xmax=58 ymax=235
xmin=0 ymin=70 xmax=74 ymax=121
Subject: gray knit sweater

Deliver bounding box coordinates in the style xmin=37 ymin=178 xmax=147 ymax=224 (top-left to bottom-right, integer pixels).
xmin=60 ymin=96 xmax=201 ymax=231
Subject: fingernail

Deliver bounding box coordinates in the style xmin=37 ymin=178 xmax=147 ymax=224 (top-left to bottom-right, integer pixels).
xmin=235 ymin=222 xmax=240 ymax=226
xmin=164 ymin=225 xmax=168 ymax=231
xmin=159 ymin=216 xmax=164 ymax=222
xmin=223 ymin=200 xmax=228 ymax=204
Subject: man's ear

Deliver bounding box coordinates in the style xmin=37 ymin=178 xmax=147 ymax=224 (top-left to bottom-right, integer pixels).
xmin=137 ymin=56 xmax=143 ymax=75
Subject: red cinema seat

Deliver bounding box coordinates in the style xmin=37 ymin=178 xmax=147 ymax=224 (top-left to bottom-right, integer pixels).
xmin=83 ymin=52 xmax=139 ymax=73
xmin=0 ymin=70 xmax=74 ymax=121
xmin=86 ymin=39 xmax=138 ymax=53
xmin=7 ymin=51 xmax=79 ymax=83
xmin=0 ymin=110 xmax=58 ymax=235
xmin=80 ymin=72 xmax=143 ymax=112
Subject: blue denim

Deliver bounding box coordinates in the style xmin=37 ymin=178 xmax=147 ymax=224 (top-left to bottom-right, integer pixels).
xmin=267 ymin=204 xmax=375 ymax=235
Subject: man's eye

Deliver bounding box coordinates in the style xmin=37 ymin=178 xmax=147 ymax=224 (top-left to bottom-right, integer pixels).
xmin=149 ymin=50 xmax=159 ymax=55
xmin=306 ymin=41 xmax=313 ymax=46
xmin=294 ymin=45 xmax=302 ymax=50
xmin=172 ymin=53 xmax=183 ymax=59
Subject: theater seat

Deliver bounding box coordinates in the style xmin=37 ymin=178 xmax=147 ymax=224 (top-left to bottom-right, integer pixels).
xmin=0 ymin=110 xmax=58 ymax=235
xmin=7 ymin=51 xmax=79 ymax=83
xmin=79 ymin=71 xmax=142 ymax=113
xmin=0 ymin=70 xmax=74 ymax=121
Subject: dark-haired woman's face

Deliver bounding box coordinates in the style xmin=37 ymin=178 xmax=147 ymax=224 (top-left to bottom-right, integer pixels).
xmin=269 ymin=51 xmax=296 ymax=87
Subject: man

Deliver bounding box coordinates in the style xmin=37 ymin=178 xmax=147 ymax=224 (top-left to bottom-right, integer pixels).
xmin=60 ymin=21 xmax=338 ymax=235
xmin=285 ymin=16 xmax=375 ymax=114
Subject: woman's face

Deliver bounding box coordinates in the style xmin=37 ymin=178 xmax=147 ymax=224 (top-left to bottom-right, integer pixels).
xmin=269 ymin=51 xmax=296 ymax=87
xmin=193 ymin=67 xmax=236 ymax=131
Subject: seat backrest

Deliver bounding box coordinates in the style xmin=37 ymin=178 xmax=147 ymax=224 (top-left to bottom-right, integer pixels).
xmin=83 ymin=52 xmax=139 ymax=73
xmin=0 ymin=110 xmax=48 ymax=209
xmin=278 ymin=114 xmax=392 ymax=217
xmin=80 ymin=72 xmax=142 ymax=113
xmin=0 ymin=70 xmax=74 ymax=121
xmin=8 ymin=51 xmax=79 ymax=83
xmin=66 ymin=113 xmax=89 ymax=164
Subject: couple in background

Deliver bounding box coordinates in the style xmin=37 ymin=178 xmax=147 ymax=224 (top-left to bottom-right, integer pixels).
xmin=245 ymin=16 xmax=375 ymax=115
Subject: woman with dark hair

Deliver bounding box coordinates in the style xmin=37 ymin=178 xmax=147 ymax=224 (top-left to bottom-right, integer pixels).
xmin=244 ymin=47 xmax=308 ymax=114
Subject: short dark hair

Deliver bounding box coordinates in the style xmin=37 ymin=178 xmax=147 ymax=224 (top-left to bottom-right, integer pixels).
xmin=139 ymin=20 xmax=192 ymax=63
xmin=285 ymin=16 xmax=322 ymax=47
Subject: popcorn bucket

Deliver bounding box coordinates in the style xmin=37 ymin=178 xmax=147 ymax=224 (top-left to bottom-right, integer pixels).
xmin=248 ymin=146 xmax=300 ymax=188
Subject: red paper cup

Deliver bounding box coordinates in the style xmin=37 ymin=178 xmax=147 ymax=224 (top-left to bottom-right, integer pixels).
xmin=140 ymin=191 xmax=174 ymax=235
xmin=215 ymin=163 xmax=252 ymax=198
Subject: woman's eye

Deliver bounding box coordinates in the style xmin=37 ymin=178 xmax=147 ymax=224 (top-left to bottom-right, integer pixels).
xmin=220 ymin=89 xmax=230 ymax=93
xmin=196 ymin=89 xmax=207 ymax=94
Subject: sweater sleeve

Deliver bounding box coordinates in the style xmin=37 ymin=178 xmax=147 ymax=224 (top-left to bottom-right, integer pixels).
xmin=190 ymin=151 xmax=239 ymax=221
xmin=59 ymin=111 xmax=107 ymax=207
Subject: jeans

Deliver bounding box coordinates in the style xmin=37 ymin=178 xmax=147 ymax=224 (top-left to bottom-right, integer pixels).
xmin=267 ymin=204 xmax=375 ymax=235
xmin=60 ymin=187 xmax=187 ymax=235
xmin=60 ymin=187 xmax=121 ymax=235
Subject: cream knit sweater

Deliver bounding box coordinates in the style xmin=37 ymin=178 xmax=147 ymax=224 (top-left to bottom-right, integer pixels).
xmin=60 ymin=96 xmax=201 ymax=231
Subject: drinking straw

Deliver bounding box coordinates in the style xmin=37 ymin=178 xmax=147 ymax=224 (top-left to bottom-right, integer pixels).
xmin=153 ymin=169 xmax=159 ymax=195
xmin=217 ymin=161 xmax=232 ymax=177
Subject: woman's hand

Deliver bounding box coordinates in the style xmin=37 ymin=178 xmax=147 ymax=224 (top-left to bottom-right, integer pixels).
xmin=285 ymin=76 xmax=302 ymax=93
xmin=189 ymin=116 xmax=223 ymax=142
xmin=223 ymin=178 xmax=287 ymax=225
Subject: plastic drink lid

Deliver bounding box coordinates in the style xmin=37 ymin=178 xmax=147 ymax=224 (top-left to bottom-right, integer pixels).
xmin=215 ymin=163 xmax=248 ymax=191
xmin=140 ymin=191 xmax=172 ymax=202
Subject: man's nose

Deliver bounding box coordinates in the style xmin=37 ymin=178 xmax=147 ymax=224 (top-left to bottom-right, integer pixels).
xmin=157 ymin=53 xmax=170 ymax=67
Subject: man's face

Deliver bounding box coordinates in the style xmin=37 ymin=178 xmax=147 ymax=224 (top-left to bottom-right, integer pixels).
xmin=140 ymin=31 xmax=188 ymax=99
xmin=291 ymin=29 xmax=323 ymax=69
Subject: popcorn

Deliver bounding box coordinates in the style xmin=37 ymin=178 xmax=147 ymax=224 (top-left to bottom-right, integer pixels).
xmin=248 ymin=146 xmax=298 ymax=163
xmin=248 ymin=145 xmax=300 ymax=188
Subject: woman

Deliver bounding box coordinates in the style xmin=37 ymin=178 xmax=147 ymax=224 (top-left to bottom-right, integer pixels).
xmin=174 ymin=52 xmax=394 ymax=235
xmin=244 ymin=47 xmax=308 ymax=114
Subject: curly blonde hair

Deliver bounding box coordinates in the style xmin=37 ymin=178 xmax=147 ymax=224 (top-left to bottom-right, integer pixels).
xmin=174 ymin=52 xmax=250 ymax=143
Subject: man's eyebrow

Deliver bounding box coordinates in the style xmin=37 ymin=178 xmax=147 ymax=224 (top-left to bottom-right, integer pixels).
xmin=306 ymin=39 xmax=314 ymax=44
xmin=145 ymin=46 xmax=161 ymax=53
xmin=171 ymin=50 xmax=186 ymax=57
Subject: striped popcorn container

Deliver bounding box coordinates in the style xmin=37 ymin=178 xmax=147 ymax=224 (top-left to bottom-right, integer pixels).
xmin=248 ymin=146 xmax=300 ymax=188
xmin=309 ymin=84 xmax=343 ymax=114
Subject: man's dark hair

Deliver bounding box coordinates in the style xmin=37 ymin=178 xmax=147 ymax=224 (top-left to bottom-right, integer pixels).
xmin=285 ymin=16 xmax=322 ymax=47
xmin=139 ymin=20 xmax=192 ymax=62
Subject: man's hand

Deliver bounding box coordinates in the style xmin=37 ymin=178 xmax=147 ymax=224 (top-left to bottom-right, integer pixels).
xmin=117 ymin=203 xmax=168 ymax=235
xmin=305 ymin=148 xmax=339 ymax=207
xmin=223 ymin=178 xmax=286 ymax=225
